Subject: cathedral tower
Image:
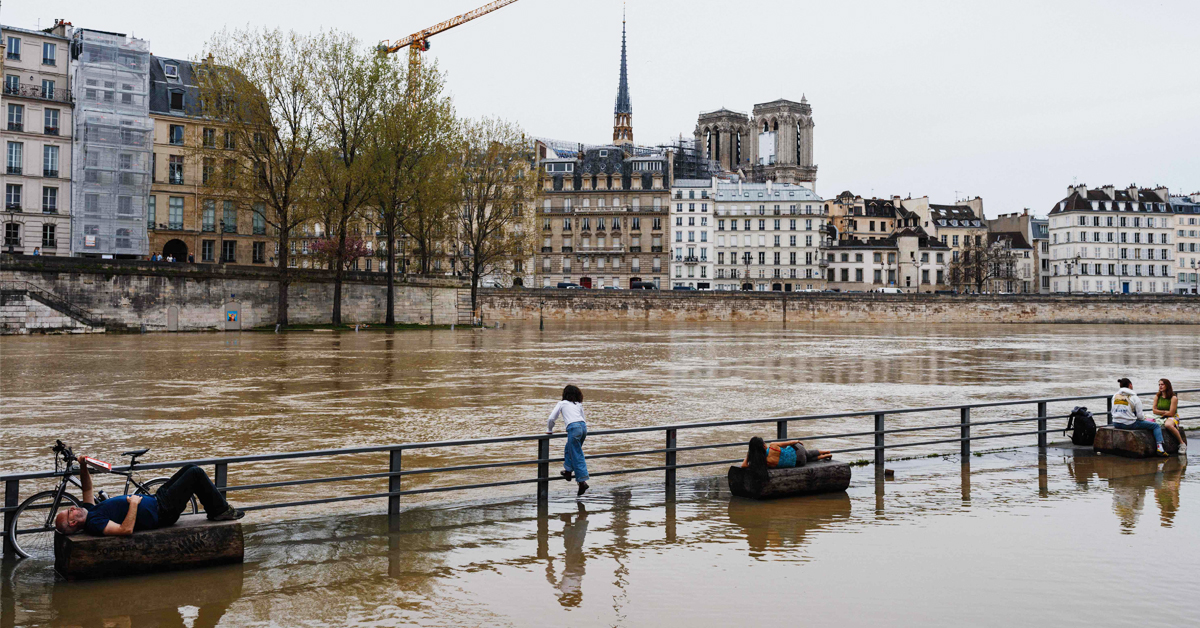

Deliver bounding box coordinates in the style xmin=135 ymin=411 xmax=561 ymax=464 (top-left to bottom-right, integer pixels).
xmin=612 ymin=12 xmax=633 ymax=146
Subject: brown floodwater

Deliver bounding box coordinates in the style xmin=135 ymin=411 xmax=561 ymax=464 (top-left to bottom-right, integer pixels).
xmin=1 ymin=323 xmax=1198 ymax=626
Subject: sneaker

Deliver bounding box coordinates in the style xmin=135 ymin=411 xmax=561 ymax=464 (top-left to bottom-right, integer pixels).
xmin=1156 ymin=445 xmax=1168 ymax=457
xmin=1178 ymin=443 xmax=1187 ymax=456
xmin=577 ymin=482 xmax=589 ymax=497
xmin=560 ymin=469 xmax=573 ymax=482
xmin=209 ymin=506 xmax=245 ymax=521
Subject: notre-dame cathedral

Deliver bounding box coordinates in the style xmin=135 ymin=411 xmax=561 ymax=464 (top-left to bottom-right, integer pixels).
xmin=694 ymin=97 xmax=817 ymax=188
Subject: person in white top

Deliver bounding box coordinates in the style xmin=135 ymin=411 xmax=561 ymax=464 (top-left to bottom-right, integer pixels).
xmin=548 ymin=385 xmax=589 ymax=496
xmin=1112 ymin=377 xmax=1167 ymax=456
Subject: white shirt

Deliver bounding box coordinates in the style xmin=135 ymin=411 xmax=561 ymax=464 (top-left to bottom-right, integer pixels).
xmin=548 ymin=400 xmax=586 ymax=432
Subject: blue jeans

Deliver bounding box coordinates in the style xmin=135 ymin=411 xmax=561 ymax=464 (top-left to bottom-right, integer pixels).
xmin=1116 ymin=420 xmax=1163 ymax=445
xmin=564 ymin=422 xmax=589 ymax=482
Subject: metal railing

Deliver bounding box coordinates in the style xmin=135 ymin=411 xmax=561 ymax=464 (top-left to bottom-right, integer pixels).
xmin=3 ymin=389 xmax=1195 ymax=554
xmin=0 ymin=281 xmax=103 ymax=328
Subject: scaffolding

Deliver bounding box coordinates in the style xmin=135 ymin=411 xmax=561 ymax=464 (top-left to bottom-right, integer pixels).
xmin=69 ymin=29 xmax=152 ymax=257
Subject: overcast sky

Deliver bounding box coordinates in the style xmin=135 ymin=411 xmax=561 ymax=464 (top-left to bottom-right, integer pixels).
xmin=7 ymin=0 xmax=1199 ymax=217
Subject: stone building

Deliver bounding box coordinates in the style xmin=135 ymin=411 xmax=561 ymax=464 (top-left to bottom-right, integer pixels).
xmin=987 ymin=209 xmax=1047 ymax=294
xmin=985 ymin=231 xmax=1035 ymax=293
xmin=826 ymin=192 xmax=923 ymax=243
xmin=695 ymin=97 xmax=817 ymax=188
xmin=712 ymin=179 xmax=825 ymax=291
xmin=1047 ymin=184 xmax=1176 ymax=294
xmin=147 ymin=56 xmax=272 ymax=266
xmin=2 ymin=23 xmax=73 ymax=255
xmin=536 ymin=142 xmax=670 ymax=289
xmin=824 ymin=228 xmax=950 ymax=293
xmin=1170 ymin=192 xmax=1200 ymax=295
xmin=668 ymin=178 xmax=715 ymax=289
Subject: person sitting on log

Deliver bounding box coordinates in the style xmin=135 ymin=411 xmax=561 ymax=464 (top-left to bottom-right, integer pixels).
xmin=54 ymin=461 xmax=244 ymax=537
xmin=1152 ymin=378 xmax=1187 ymax=455
xmin=1111 ymin=377 xmax=1168 ymax=457
xmin=740 ymin=436 xmax=833 ymax=479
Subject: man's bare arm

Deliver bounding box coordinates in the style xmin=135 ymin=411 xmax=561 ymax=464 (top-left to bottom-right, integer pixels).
xmin=104 ymin=495 xmax=140 ymax=536
xmin=78 ymin=459 xmax=94 ymax=505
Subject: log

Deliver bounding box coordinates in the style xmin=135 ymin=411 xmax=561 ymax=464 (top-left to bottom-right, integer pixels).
xmin=1093 ymin=425 xmax=1180 ymax=458
xmin=727 ymin=460 xmax=852 ymax=499
xmin=54 ymin=515 xmax=244 ymax=581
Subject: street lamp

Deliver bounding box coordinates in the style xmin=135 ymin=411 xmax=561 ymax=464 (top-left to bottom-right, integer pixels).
xmin=1065 ymin=255 xmax=1080 ymax=294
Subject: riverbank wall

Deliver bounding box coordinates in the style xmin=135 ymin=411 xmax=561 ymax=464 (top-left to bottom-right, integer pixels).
xmin=479 ymin=288 xmax=1200 ymax=324
xmin=1 ymin=255 xmax=464 ymax=333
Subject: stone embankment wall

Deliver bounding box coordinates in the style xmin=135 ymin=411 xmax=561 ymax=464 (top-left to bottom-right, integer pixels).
xmin=0 ymin=292 xmax=102 ymax=334
xmin=480 ymin=289 xmax=1200 ymax=325
xmin=1 ymin=256 xmax=464 ymax=332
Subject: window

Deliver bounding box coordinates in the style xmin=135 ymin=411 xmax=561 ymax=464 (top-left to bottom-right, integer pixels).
xmin=41 ymin=186 xmax=58 ymax=213
xmin=42 ymin=223 xmax=56 ymax=247
xmin=118 ymin=196 xmax=133 ymax=216
xmin=202 ymin=240 xmax=215 ymax=262
xmin=222 ymin=241 xmax=237 ymax=262
xmin=169 ymin=155 xmax=184 ymax=184
xmin=42 ymin=42 xmax=57 ymax=66
xmin=115 ymin=227 xmax=132 ymax=249
xmin=6 ymin=141 xmax=22 ymax=175
xmin=253 ymin=241 xmax=266 ymax=263
xmin=43 ymin=145 xmax=59 ymax=177
xmin=7 ymin=104 xmax=23 ymax=132
xmin=169 ymin=197 xmax=185 ymax=230
xmin=169 ymin=125 xmax=184 ymax=145
xmin=253 ymin=204 xmax=266 ymax=234
xmin=203 ymin=128 xmax=216 ymax=147
xmin=203 ymin=158 xmax=215 ymax=184
xmin=147 ymin=195 xmax=156 ymax=227
xmin=6 ymin=37 xmax=20 ymax=60
xmin=4 ymin=223 xmax=20 ymax=247
xmin=224 ymin=131 xmax=235 ymax=150
xmin=44 ymin=108 xmax=59 ymax=135
xmin=201 ymin=200 xmax=216 ymax=232
xmin=170 ymin=91 xmax=184 ymax=111
xmin=5 ymin=184 xmax=21 ymax=210
xmin=223 ymin=201 xmax=237 ymax=233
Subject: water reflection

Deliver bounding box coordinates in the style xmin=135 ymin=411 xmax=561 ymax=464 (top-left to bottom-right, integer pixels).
xmin=1068 ymin=452 xmax=1187 ymax=532
xmin=548 ymin=502 xmax=589 ymax=607
xmin=726 ymin=492 xmax=852 ymax=558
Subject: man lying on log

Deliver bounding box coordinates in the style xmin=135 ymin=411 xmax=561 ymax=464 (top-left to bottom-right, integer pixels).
xmin=740 ymin=436 xmax=833 ymax=476
xmin=54 ymin=461 xmax=244 ymax=536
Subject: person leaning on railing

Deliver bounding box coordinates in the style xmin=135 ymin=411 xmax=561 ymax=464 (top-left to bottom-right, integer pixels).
xmin=1111 ymin=378 xmax=1168 ymax=457
xmin=1152 ymin=378 xmax=1187 ymax=455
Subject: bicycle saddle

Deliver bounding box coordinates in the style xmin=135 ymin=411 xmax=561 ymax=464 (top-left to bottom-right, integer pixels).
xmin=122 ymin=448 xmax=150 ymax=457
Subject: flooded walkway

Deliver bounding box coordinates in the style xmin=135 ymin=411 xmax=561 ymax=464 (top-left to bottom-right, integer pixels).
xmin=3 ymin=448 xmax=1194 ymax=627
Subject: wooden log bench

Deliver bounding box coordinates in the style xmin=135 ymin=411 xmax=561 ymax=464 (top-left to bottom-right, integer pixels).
xmin=54 ymin=515 xmax=244 ymax=581
xmin=727 ymin=460 xmax=852 ymax=499
xmin=1093 ymin=425 xmax=1180 ymax=458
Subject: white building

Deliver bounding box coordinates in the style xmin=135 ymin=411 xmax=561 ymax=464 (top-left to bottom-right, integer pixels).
xmin=2 ymin=23 xmax=73 ymax=255
xmin=1047 ymin=184 xmax=1175 ymax=294
xmin=712 ymin=179 xmax=825 ymax=291
xmin=668 ymin=178 xmax=715 ymax=289
xmin=1172 ymin=193 xmax=1200 ymax=295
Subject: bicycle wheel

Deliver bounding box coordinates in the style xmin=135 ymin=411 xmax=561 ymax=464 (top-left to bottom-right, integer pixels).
xmin=7 ymin=490 xmax=80 ymax=560
xmin=137 ymin=477 xmax=199 ymax=515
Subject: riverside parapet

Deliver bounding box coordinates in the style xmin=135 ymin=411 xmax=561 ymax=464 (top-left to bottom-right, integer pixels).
xmin=479 ymin=288 xmax=1200 ymax=325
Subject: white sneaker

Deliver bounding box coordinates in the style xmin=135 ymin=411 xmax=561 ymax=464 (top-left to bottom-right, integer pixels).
xmin=1179 ymin=443 xmax=1187 ymax=455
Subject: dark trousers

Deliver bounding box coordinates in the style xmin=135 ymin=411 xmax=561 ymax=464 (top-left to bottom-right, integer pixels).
xmin=154 ymin=464 xmax=230 ymax=525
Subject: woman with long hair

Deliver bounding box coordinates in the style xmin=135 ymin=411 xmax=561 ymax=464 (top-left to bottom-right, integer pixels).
xmin=1152 ymin=378 xmax=1187 ymax=454
xmin=741 ymin=436 xmax=833 ymax=481
xmin=549 ymin=384 xmax=590 ymax=496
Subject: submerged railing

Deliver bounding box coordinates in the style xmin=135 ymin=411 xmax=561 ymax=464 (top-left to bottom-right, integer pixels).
xmin=3 ymin=389 xmax=1196 ymax=555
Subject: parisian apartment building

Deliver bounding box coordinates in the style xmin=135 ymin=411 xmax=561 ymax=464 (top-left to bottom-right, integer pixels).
xmin=1047 ymin=184 xmax=1177 ymax=294
xmin=2 ymin=22 xmax=73 ymax=255
xmin=711 ymin=179 xmax=826 ymax=292
xmin=1172 ymin=192 xmax=1200 ymax=295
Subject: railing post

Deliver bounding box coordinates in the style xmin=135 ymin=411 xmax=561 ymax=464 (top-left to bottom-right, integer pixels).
xmin=1106 ymin=396 xmax=1113 ymax=426
xmin=874 ymin=413 xmax=886 ymax=473
xmin=960 ymin=407 xmax=971 ymax=459
xmin=3 ymin=480 xmax=17 ymax=556
xmin=665 ymin=428 xmax=677 ymax=501
xmin=1037 ymin=402 xmax=1048 ymax=449
xmin=214 ymin=463 xmax=228 ymax=493
xmin=388 ymin=449 xmax=403 ymax=516
xmin=537 ymin=436 xmax=550 ymax=506
xmin=776 ymin=420 xmax=787 ymax=440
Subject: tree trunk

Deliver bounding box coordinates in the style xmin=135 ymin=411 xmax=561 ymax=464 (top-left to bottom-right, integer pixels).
xmin=332 ymin=228 xmax=347 ymax=326
xmin=470 ymin=266 xmax=479 ymax=327
xmin=385 ymin=216 xmax=396 ymax=326
xmin=277 ymin=230 xmax=290 ymax=327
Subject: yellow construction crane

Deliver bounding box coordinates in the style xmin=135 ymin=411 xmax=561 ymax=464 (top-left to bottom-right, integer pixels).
xmin=378 ymin=0 xmax=520 ymax=71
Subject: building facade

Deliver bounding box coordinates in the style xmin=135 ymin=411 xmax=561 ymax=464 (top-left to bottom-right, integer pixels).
xmin=1172 ymin=193 xmax=1200 ymax=295
xmin=2 ymin=23 xmax=73 ymax=255
xmin=824 ymin=229 xmax=950 ymax=292
xmin=69 ymin=28 xmax=153 ymax=258
xmin=1047 ymin=185 xmax=1175 ymax=294
xmin=695 ymin=97 xmax=817 ymax=188
xmin=985 ymin=231 xmax=1035 ymax=293
xmin=712 ymin=180 xmax=825 ymax=291
xmin=987 ymin=209 xmax=1048 ymax=294
xmin=668 ymin=178 xmax=715 ymax=289
xmin=536 ymin=143 xmax=670 ymax=289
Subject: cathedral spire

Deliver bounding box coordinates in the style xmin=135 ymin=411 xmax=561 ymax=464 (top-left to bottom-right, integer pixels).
xmin=613 ymin=5 xmax=633 ymax=145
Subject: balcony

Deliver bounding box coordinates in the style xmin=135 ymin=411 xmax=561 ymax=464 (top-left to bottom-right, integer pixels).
xmin=651 ymin=246 xmax=663 ymax=253
xmin=6 ymin=166 xmax=21 ymax=175
xmin=541 ymin=246 xmax=552 ymax=253
xmin=43 ymin=169 xmax=58 ymax=179
xmin=44 ymin=127 xmax=59 ymax=136
xmin=223 ymin=224 xmax=238 ymax=234
xmin=168 ymin=174 xmax=184 ymax=185
xmin=2 ymin=83 xmax=73 ymax=104
xmin=42 ymin=207 xmax=57 ymax=214
xmin=168 ymin=221 xmax=184 ymax=230
xmin=576 ymin=244 xmax=625 ymax=254
xmin=6 ymin=203 xmax=22 ymax=211
xmin=675 ymin=256 xmax=700 ymax=264
xmin=7 ymin=122 xmax=22 ymax=132
xmin=561 ymin=246 xmax=573 ymax=253
xmin=629 ymin=246 xmax=641 ymax=252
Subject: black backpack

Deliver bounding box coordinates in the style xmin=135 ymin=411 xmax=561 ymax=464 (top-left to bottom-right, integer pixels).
xmin=1064 ymin=406 xmax=1096 ymax=446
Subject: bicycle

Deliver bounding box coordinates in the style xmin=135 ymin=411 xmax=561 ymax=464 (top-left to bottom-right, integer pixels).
xmin=5 ymin=440 xmax=198 ymax=560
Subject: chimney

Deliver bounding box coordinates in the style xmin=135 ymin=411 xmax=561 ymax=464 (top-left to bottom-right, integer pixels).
xmin=1127 ymin=184 xmax=1140 ymax=201
xmin=1070 ymin=183 xmax=1088 ymax=197
xmin=766 ymin=179 xmax=773 ymax=195
xmin=1154 ymin=186 xmax=1170 ymax=202
xmin=1101 ymin=185 xmax=1115 ymax=199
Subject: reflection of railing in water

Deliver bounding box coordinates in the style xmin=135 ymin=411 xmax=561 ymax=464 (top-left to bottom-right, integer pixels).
xmin=2 ymin=390 xmax=1196 ymax=555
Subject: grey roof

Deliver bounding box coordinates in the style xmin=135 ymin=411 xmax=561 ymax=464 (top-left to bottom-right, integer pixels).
xmin=614 ymin=16 xmax=632 ymax=115
xmin=149 ymin=55 xmax=201 ymax=117
xmin=1 ymin=24 xmax=71 ymax=40
xmin=672 ymin=178 xmax=712 ymax=188
xmin=713 ymin=182 xmax=822 ymax=202
xmin=929 ymin=204 xmax=982 ymax=226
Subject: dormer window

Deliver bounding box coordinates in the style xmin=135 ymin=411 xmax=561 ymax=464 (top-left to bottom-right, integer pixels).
xmin=169 ymin=91 xmax=184 ymax=111
xmin=164 ymin=63 xmax=179 ymax=79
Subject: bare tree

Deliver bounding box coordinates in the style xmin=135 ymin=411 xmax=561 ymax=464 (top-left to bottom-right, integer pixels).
xmin=367 ymin=60 xmax=457 ymax=323
xmin=453 ymin=118 xmax=538 ymax=321
xmin=309 ymin=31 xmax=387 ymax=325
xmin=948 ymin=237 xmax=1018 ymax=293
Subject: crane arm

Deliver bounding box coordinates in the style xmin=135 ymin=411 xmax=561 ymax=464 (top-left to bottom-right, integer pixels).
xmin=380 ymin=0 xmax=520 ymax=54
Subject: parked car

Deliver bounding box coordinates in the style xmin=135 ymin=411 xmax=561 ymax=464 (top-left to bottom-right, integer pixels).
xmin=672 ymin=286 xmax=697 ymax=291
xmin=875 ymin=287 xmax=903 ymax=294
xmin=630 ymin=281 xmax=658 ymax=290
xmin=557 ymin=282 xmax=584 ymax=289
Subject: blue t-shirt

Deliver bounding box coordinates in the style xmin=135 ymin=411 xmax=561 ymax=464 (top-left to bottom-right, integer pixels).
xmin=83 ymin=495 xmax=160 ymax=535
